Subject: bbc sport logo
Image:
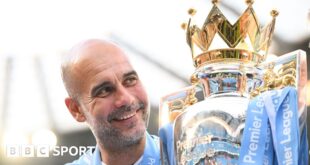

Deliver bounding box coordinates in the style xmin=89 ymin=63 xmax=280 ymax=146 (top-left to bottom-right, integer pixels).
xmin=6 ymin=145 xmax=96 ymax=157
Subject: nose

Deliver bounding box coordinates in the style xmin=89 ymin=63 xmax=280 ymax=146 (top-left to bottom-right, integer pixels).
xmin=114 ymin=85 xmax=135 ymax=108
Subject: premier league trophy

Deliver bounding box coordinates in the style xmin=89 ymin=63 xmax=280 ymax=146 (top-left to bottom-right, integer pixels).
xmin=159 ymin=0 xmax=308 ymax=164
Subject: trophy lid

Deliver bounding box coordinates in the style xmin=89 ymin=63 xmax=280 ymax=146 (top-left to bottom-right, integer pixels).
xmin=184 ymin=0 xmax=278 ymax=68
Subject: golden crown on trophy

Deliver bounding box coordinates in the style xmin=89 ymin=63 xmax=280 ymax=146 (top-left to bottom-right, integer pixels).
xmin=184 ymin=0 xmax=279 ymax=68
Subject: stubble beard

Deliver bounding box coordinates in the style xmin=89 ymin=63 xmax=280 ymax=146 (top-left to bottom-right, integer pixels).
xmin=92 ymin=102 xmax=149 ymax=151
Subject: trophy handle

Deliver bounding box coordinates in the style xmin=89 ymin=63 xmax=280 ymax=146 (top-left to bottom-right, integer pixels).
xmin=159 ymin=85 xmax=204 ymax=127
xmin=159 ymin=85 xmax=205 ymax=165
xmin=256 ymin=50 xmax=307 ymax=120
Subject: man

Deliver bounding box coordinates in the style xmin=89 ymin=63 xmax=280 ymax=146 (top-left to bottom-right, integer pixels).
xmin=61 ymin=39 xmax=160 ymax=165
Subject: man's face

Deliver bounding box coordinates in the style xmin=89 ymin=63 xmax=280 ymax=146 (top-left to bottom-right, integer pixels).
xmin=71 ymin=42 xmax=149 ymax=149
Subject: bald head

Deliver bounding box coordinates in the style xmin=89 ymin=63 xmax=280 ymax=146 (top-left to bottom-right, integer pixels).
xmin=61 ymin=39 xmax=130 ymax=100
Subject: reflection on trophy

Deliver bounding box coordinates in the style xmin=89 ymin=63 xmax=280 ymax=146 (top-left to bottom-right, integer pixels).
xmin=159 ymin=0 xmax=308 ymax=164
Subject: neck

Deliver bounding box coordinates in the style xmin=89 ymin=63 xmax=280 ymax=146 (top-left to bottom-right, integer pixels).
xmin=98 ymin=135 xmax=146 ymax=165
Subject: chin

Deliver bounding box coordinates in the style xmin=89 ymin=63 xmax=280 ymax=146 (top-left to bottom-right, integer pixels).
xmin=128 ymin=123 xmax=146 ymax=137
xmin=122 ymin=127 xmax=146 ymax=147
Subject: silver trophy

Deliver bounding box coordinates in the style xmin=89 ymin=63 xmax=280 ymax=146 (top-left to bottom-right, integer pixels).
xmin=159 ymin=0 xmax=308 ymax=164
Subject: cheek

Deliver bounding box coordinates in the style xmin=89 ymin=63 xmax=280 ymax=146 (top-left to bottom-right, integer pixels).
xmin=135 ymin=86 xmax=148 ymax=104
xmin=88 ymin=99 xmax=113 ymax=121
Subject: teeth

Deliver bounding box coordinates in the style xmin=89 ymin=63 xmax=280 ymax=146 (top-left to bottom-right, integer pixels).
xmin=118 ymin=111 xmax=136 ymax=120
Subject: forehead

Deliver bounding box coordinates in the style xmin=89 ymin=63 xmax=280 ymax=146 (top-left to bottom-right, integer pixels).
xmin=77 ymin=41 xmax=128 ymax=64
xmin=71 ymin=41 xmax=134 ymax=88
xmin=74 ymin=41 xmax=132 ymax=70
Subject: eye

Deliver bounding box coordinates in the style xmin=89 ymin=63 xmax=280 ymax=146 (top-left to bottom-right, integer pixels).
xmin=123 ymin=75 xmax=138 ymax=87
xmin=97 ymin=86 xmax=114 ymax=97
xmin=93 ymin=85 xmax=115 ymax=98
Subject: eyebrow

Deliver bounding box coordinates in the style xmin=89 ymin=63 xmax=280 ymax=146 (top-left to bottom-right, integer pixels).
xmin=123 ymin=70 xmax=138 ymax=79
xmin=90 ymin=70 xmax=138 ymax=97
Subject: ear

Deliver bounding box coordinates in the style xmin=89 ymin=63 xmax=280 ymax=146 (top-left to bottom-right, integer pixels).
xmin=65 ymin=97 xmax=86 ymax=122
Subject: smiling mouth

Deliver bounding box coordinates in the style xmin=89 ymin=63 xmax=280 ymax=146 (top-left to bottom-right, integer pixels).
xmin=116 ymin=111 xmax=137 ymax=120
xmin=113 ymin=109 xmax=141 ymax=121
xmin=108 ymin=102 xmax=145 ymax=123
